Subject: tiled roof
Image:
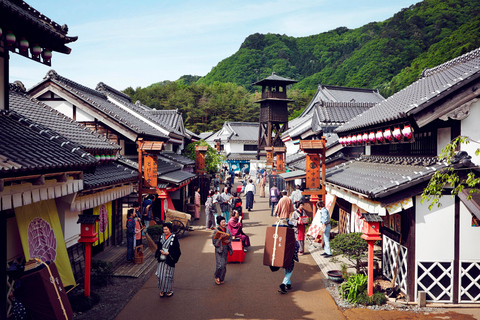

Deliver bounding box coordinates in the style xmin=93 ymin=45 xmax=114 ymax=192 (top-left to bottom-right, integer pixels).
xmin=96 ymin=86 xmax=183 ymax=137
xmin=199 ymin=132 xmax=214 ymax=140
xmin=336 ymin=47 xmax=480 ymax=133
xmin=10 ymin=84 xmax=120 ymax=153
xmin=160 ymin=153 xmax=195 ymax=166
xmin=0 ymin=110 xmax=97 ymax=178
xmin=301 ymin=84 xmax=384 ymax=117
xmin=0 ymin=0 xmax=77 ymax=54
xmin=83 ymin=162 xmax=137 ymax=189
xmin=31 ymin=71 xmax=168 ymax=140
xmin=158 ymin=170 xmax=196 ymax=185
xmin=96 ymin=82 xmax=132 ymax=103
xmin=325 ymin=155 xmax=446 ymax=198
xmin=148 ymin=108 xmax=183 ymax=133
xmin=226 ymin=153 xmax=258 ymax=160
xmin=253 ymin=72 xmax=297 ymax=86
xmin=157 ymin=157 xmax=182 ymax=175
xmin=314 ymin=102 xmax=376 ymax=124
xmin=206 ymin=122 xmax=259 ymax=142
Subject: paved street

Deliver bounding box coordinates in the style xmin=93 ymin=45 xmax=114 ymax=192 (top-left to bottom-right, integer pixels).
xmin=115 ymin=190 xmax=345 ymax=320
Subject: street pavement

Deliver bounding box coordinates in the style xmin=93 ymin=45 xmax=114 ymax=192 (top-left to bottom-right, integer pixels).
xmin=115 ymin=182 xmax=480 ymax=320
xmin=115 ymin=186 xmax=345 ymax=320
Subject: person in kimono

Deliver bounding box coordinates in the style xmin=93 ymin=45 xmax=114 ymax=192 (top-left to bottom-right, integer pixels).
xmin=205 ymin=190 xmax=215 ymax=230
xmin=228 ymin=210 xmax=250 ymax=250
xmin=126 ymin=209 xmax=135 ymax=262
xmin=212 ymin=216 xmax=232 ymax=285
xmin=275 ymin=190 xmax=294 ymax=219
xmin=155 ymin=223 xmax=181 ymax=297
xmin=290 ymin=202 xmax=308 ymax=255
xmin=194 ymin=187 xmax=201 ymax=220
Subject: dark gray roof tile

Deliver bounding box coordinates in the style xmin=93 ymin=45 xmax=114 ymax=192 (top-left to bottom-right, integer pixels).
xmin=83 ymin=162 xmax=137 ymax=189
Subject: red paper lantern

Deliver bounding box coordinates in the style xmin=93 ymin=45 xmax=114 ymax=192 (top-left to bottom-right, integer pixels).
xmin=376 ymin=130 xmax=384 ymax=142
xmin=362 ymin=133 xmax=368 ymax=143
xmin=351 ymin=135 xmax=357 ymax=144
xmin=402 ymin=125 xmax=413 ymax=139
xmin=346 ymin=136 xmax=352 ymax=145
xmin=384 ymin=129 xmax=392 ymax=141
xmin=393 ymin=127 xmax=402 ymax=140
xmin=356 ymin=134 xmax=362 ymax=144
xmin=369 ymin=132 xmax=375 ymax=143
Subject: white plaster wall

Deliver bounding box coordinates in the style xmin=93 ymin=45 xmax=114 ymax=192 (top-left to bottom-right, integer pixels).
xmin=285 ymin=140 xmax=300 ymax=155
xmin=44 ymin=100 xmax=73 ymax=118
xmin=437 ymin=127 xmax=451 ymax=155
xmin=76 ymin=107 xmax=93 ymax=122
xmin=228 ymin=142 xmax=257 ymax=155
xmin=415 ymin=195 xmax=455 ymax=261
xmin=64 ymin=210 xmax=81 ymax=248
xmin=461 ymin=100 xmax=480 ymax=166
xmin=459 ymin=202 xmax=480 ymax=260
xmin=365 ymin=145 xmax=371 ymax=156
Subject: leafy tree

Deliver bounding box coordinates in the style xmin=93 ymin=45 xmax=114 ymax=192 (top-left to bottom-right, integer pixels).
xmin=330 ymin=232 xmax=368 ymax=274
xmin=421 ymin=136 xmax=480 ymax=210
xmin=184 ymin=140 xmax=225 ymax=174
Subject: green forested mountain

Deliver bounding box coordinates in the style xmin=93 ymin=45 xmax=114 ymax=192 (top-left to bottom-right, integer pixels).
xmin=125 ymin=0 xmax=480 ymax=133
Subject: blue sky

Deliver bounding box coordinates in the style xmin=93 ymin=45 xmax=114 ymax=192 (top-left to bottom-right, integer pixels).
xmin=10 ymin=0 xmax=421 ymax=91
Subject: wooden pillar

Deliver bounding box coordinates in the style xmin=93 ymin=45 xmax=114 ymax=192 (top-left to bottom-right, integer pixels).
xmin=265 ymin=147 xmax=273 ymax=173
xmin=274 ymin=147 xmax=286 ymax=173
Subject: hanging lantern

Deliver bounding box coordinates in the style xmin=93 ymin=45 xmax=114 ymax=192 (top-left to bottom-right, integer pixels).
xmin=362 ymin=133 xmax=368 ymax=143
xmin=376 ymin=130 xmax=384 ymax=143
xmin=402 ymin=125 xmax=413 ymax=140
xmin=31 ymin=44 xmax=42 ymax=57
xmin=6 ymin=31 xmax=16 ymax=46
xmin=351 ymin=135 xmax=357 ymax=145
xmin=94 ymin=155 xmax=101 ymax=161
xmin=42 ymin=49 xmax=52 ymax=62
xmin=393 ymin=127 xmax=402 ymax=140
xmin=356 ymin=134 xmax=362 ymax=144
xmin=339 ymin=137 xmax=345 ymax=146
xmin=100 ymin=155 xmax=106 ymax=161
xmin=346 ymin=136 xmax=352 ymax=145
xmin=19 ymin=38 xmax=29 ymax=51
xmin=384 ymin=128 xmax=392 ymax=141
xmin=369 ymin=132 xmax=375 ymax=143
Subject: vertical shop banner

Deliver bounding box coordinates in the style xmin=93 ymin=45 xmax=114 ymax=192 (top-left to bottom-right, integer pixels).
xmin=93 ymin=202 xmax=112 ymax=246
xmin=15 ymin=199 xmax=76 ymax=287
xmin=306 ymin=154 xmax=320 ymax=189
xmin=144 ymin=154 xmax=158 ymax=188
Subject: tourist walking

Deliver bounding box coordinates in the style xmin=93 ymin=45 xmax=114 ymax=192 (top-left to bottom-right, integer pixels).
xmin=275 ymin=190 xmax=294 ymax=219
xmin=317 ymin=201 xmax=332 ymax=258
xmin=259 ymin=175 xmax=266 ymax=198
xmin=289 ymin=185 xmax=304 ymax=209
xmin=245 ymin=179 xmax=256 ymax=211
xmin=212 ymin=216 xmax=232 ymax=285
xmin=126 ymin=209 xmax=135 ymax=262
xmin=155 ymin=223 xmax=181 ymax=297
xmin=269 ymin=183 xmax=280 ymax=216
xmin=194 ymin=187 xmax=201 ymax=220
xmin=228 ymin=210 xmax=250 ymax=250
xmin=220 ymin=186 xmax=234 ymax=221
xmin=212 ymin=189 xmax=221 ymax=225
xmin=289 ymin=203 xmax=308 ymax=255
xmin=278 ymin=241 xmax=299 ymax=294
xmin=205 ymin=190 xmax=215 ymax=230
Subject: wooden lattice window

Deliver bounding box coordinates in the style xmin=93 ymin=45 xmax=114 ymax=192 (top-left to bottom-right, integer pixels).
xmin=383 ymin=235 xmax=408 ymax=294
xmin=417 ymin=261 xmax=453 ymax=303
xmin=339 ymin=208 xmax=350 ymax=234
xmin=460 ymin=261 xmax=480 ymax=303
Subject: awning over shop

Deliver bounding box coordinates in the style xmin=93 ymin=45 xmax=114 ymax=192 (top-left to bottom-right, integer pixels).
xmin=326 ymin=185 xmax=386 ymax=215
xmin=158 ymin=170 xmax=196 ymax=185
xmin=279 ymin=170 xmax=306 ymax=181
xmin=1 ymin=178 xmax=83 ymax=210
xmin=70 ymin=184 xmax=134 ymax=211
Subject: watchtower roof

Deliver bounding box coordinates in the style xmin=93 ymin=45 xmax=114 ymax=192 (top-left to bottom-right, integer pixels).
xmin=252 ymin=72 xmax=297 ymax=86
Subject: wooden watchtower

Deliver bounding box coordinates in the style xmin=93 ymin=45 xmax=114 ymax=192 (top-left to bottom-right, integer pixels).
xmin=253 ymin=73 xmax=297 ymax=167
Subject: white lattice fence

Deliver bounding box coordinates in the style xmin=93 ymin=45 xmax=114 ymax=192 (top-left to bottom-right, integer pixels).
xmin=460 ymin=261 xmax=480 ymax=303
xmin=383 ymin=235 xmax=408 ymax=294
xmin=417 ymin=261 xmax=453 ymax=303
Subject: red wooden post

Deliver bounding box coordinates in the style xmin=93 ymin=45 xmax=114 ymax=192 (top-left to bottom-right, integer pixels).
xmin=361 ymin=213 xmax=382 ymax=297
xmin=77 ymin=215 xmax=99 ymax=297
xmin=157 ymin=189 xmax=168 ymax=221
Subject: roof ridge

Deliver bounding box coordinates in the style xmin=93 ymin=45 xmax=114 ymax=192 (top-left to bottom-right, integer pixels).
xmin=46 ymin=70 xmax=107 ymax=100
xmin=421 ymin=47 xmax=480 ymax=78
xmin=96 ymin=82 xmax=132 ymax=102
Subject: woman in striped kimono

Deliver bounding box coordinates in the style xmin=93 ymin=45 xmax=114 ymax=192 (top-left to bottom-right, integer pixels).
xmin=212 ymin=216 xmax=233 ymax=285
xmin=155 ymin=223 xmax=181 ymax=297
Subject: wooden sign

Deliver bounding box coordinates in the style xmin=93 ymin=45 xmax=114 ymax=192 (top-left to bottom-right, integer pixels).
xmin=265 ymin=147 xmax=273 ymax=166
xmin=144 ymin=154 xmax=158 ymax=188
xmin=306 ymin=154 xmax=320 ymax=189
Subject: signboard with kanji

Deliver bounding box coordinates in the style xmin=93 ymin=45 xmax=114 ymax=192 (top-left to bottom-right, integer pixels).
xmin=144 ymin=154 xmax=158 ymax=188
xmin=306 ymin=154 xmax=320 ymax=189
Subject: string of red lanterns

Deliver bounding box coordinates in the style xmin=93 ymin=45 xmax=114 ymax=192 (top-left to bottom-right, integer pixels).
xmin=339 ymin=125 xmax=413 ymax=146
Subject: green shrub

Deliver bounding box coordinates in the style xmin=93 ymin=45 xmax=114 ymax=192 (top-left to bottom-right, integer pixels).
xmin=331 ymin=232 xmax=368 ymax=274
xmin=356 ymin=292 xmax=387 ymax=306
xmin=339 ymin=274 xmax=367 ymax=303
xmin=91 ymin=259 xmax=114 ymax=288
xmin=330 ymin=219 xmax=338 ymax=228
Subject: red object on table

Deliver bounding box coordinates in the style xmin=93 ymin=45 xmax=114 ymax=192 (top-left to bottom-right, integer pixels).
xmin=228 ymin=240 xmax=245 ymax=263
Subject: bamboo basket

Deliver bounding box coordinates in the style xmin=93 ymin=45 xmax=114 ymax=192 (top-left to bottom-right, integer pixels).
xmin=165 ymin=209 xmax=191 ymax=227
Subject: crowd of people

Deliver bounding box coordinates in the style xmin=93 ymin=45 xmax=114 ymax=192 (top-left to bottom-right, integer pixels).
xmin=128 ymin=165 xmax=332 ymax=298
